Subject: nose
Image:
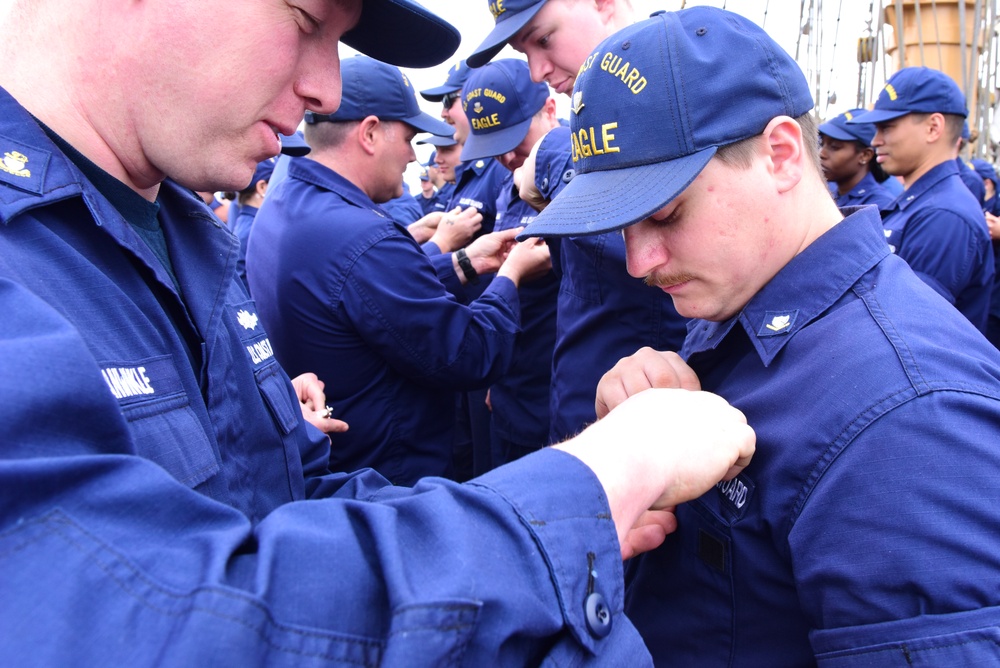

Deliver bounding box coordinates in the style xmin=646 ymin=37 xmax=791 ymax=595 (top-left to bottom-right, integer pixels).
xmin=498 ymin=151 xmax=516 ymax=170
xmin=528 ymin=56 xmax=552 ymax=84
xmin=622 ymin=222 xmax=665 ymax=279
xmin=871 ymin=128 xmax=885 ymax=147
xmin=295 ymin=40 xmax=343 ymax=115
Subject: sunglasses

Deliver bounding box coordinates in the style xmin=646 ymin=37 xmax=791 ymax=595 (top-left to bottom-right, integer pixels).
xmin=442 ymin=92 xmax=461 ymax=109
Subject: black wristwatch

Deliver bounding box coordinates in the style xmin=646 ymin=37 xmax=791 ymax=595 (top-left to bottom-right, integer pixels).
xmin=455 ymin=248 xmax=479 ymax=284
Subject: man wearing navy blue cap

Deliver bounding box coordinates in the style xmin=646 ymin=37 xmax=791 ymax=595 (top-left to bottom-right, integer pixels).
xmin=521 ymin=7 xmax=1000 ymax=664
xmin=518 ymin=125 xmax=577 ymax=211
xmin=973 ymin=158 xmax=1000 ymax=214
xmin=976 ymin=157 xmax=1000 ymax=348
xmin=468 ymin=0 xmax=635 ymax=89
xmin=956 ymin=121 xmax=986 ymax=204
xmin=818 ymin=108 xmax=895 ymax=210
xmin=461 ymin=59 xmax=561 ymax=467
xmin=419 ymin=59 xmax=472 ymax=103
xmin=473 ymin=0 xmax=690 ymax=446
xmin=0 ymin=0 xmax=760 ymax=663
xmin=849 ymin=67 xmax=994 ymax=332
xmin=248 ymin=55 xmax=551 ymax=485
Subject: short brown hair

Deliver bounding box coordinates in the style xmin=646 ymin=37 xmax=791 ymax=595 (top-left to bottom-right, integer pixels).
xmin=715 ymin=113 xmax=821 ymax=176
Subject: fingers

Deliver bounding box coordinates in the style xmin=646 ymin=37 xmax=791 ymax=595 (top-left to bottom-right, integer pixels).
xmin=619 ymin=509 xmax=678 ymax=560
xmin=720 ymin=422 xmax=756 ymax=481
xmin=595 ymin=348 xmax=700 ymax=418
xmin=291 ymin=372 xmax=326 ymax=410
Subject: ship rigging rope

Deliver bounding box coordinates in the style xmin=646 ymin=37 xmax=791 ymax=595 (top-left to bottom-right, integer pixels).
xmin=824 ymin=0 xmax=845 ymax=115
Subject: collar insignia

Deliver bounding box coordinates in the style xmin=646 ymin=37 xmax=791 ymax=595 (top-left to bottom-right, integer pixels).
xmin=1 ymin=151 xmax=30 ymax=178
xmin=765 ymin=315 xmax=791 ymax=332
xmin=756 ymin=310 xmax=799 ymax=337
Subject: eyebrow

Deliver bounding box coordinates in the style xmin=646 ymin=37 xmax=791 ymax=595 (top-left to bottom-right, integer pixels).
xmin=512 ymin=25 xmax=539 ymax=49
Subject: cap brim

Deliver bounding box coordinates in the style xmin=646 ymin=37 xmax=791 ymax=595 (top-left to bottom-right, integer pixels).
xmin=461 ymin=117 xmax=533 ymax=162
xmin=402 ymin=112 xmax=454 ymax=137
xmin=279 ymin=133 xmax=311 ymax=157
xmin=846 ymin=108 xmax=909 ymax=124
xmin=343 ymin=0 xmax=460 ymax=69
xmin=467 ymin=4 xmax=546 ymax=68
xmin=419 ymin=84 xmax=460 ymax=102
xmin=416 ymin=134 xmax=457 ymax=147
xmin=518 ymin=147 xmax=716 ymax=240
xmin=817 ymin=123 xmax=859 ymax=142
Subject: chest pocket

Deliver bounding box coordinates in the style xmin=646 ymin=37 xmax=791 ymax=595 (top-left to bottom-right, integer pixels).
xmin=230 ymin=301 xmax=299 ymax=435
xmin=100 ymin=354 xmax=219 ymax=488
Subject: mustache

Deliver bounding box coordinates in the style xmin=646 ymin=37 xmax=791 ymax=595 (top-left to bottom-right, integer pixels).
xmin=643 ymin=271 xmax=697 ymax=289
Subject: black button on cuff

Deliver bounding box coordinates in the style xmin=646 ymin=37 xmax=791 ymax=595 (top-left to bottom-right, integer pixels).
xmin=584 ymin=592 xmax=612 ymax=638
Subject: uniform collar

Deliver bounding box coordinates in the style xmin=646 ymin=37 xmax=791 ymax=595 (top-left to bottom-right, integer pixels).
xmin=0 ymin=86 xmax=85 ymax=221
xmin=888 ymin=159 xmax=959 ymax=213
xmin=466 ymin=157 xmax=493 ymax=176
xmin=286 ymin=156 xmax=391 ymax=219
xmin=848 ymin=171 xmax=879 ymax=197
xmin=683 ymin=206 xmax=890 ymax=367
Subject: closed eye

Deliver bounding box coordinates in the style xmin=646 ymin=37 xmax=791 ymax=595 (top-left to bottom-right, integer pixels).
xmin=293 ymin=6 xmax=321 ymax=34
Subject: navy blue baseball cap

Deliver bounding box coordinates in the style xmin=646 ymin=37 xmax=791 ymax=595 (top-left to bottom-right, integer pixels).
xmin=461 ymin=59 xmax=550 ymax=162
xmin=532 ymin=125 xmax=575 ymax=201
xmin=305 ymin=56 xmax=453 ymax=136
xmin=972 ymin=158 xmax=998 ymax=189
xmin=519 ymin=7 xmax=814 ymax=239
xmin=420 ymin=61 xmax=472 ymax=102
xmin=468 ymin=0 xmax=548 ymax=68
xmin=343 ymin=0 xmax=461 ymax=69
xmin=848 ymin=67 xmax=967 ymax=125
xmin=419 ymin=166 xmax=430 ymax=181
xmin=248 ymin=157 xmax=276 ymax=187
xmin=416 ymin=134 xmax=458 ymax=147
xmin=279 ymin=131 xmax=311 ymax=157
xmin=818 ymin=109 xmax=876 ymax=146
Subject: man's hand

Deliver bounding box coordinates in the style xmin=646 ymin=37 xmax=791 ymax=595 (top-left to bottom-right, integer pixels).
xmin=555 ymin=388 xmax=754 ymax=560
xmin=428 ymin=206 xmax=482 ymax=252
xmin=496 ymin=234 xmax=551 ymax=287
xmin=407 ymin=211 xmax=443 ymax=244
xmin=596 ymin=347 xmax=701 ymax=418
xmin=291 ymin=373 xmax=349 ymax=434
xmin=986 ymin=212 xmax=1000 ymax=241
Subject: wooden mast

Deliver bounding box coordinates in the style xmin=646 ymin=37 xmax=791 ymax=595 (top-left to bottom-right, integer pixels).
xmin=882 ymin=0 xmax=992 ymax=153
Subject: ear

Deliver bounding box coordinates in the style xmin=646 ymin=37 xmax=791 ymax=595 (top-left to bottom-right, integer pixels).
xmin=925 ymin=112 xmax=947 ymax=143
xmin=761 ymin=116 xmax=805 ymax=194
xmin=357 ymin=116 xmax=381 ymax=156
xmin=858 ymin=146 xmax=874 ymax=165
xmin=542 ymin=96 xmax=558 ymax=122
xmin=255 ymin=179 xmax=269 ymax=198
xmin=594 ymin=0 xmax=618 ymax=26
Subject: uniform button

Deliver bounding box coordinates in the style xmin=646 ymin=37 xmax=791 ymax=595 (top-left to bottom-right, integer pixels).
xmin=584 ymin=592 xmax=612 ymax=638
xmin=540 ymin=176 xmax=549 ymax=191
xmin=562 ymin=169 xmax=576 ymax=183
